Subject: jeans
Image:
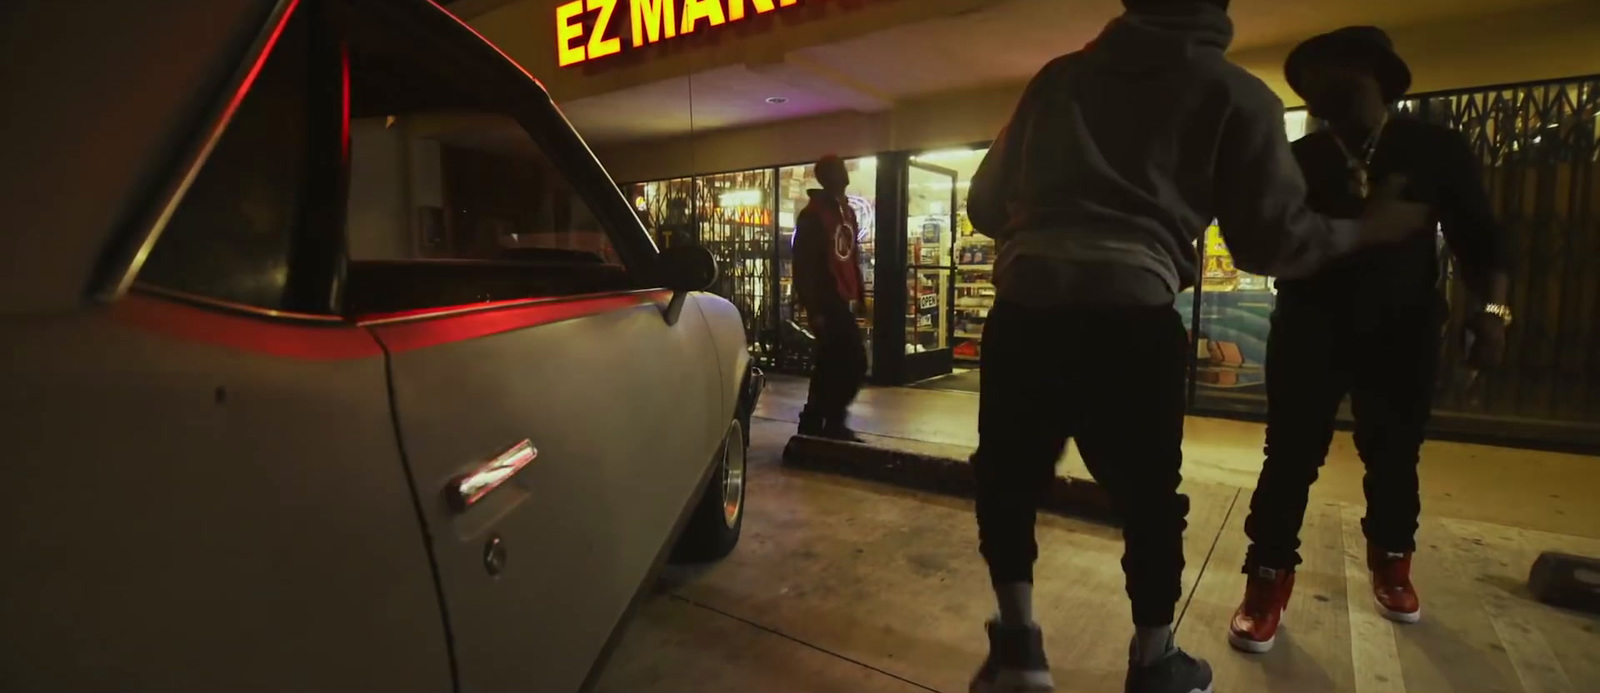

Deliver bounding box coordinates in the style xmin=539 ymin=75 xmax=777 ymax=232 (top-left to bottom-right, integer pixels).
xmin=1244 ymin=293 xmax=1442 ymax=570
xmin=973 ymin=299 xmax=1191 ymax=627
xmin=802 ymin=304 xmax=867 ymax=426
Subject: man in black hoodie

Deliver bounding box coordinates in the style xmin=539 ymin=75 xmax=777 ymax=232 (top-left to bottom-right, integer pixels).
xmin=962 ymin=1 xmax=1430 ymax=692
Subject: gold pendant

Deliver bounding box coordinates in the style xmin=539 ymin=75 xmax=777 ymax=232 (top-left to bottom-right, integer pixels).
xmin=1356 ymin=169 xmax=1370 ymax=199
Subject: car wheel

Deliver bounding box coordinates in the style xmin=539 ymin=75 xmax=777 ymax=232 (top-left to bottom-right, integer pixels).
xmin=671 ymin=417 xmax=747 ymax=563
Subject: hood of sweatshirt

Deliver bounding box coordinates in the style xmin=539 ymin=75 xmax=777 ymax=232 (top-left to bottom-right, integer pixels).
xmin=1086 ymin=2 xmax=1233 ymax=76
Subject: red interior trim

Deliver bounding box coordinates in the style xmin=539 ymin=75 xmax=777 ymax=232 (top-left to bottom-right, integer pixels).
xmin=369 ymin=291 xmax=670 ymax=354
xmin=110 ymin=293 xmax=382 ymax=361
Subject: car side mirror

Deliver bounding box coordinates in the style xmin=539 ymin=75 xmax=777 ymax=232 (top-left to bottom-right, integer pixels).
xmin=656 ymin=245 xmax=718 ymax=326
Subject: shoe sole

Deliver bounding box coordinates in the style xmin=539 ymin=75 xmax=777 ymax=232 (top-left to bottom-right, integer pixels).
xmin=969 ymin=671 xmax=1055 ymax=693
xmin=1228 ymin=629 xmax=1276 ymax=654
xmin=1376 ymin=597 xmax=1422 ymax=624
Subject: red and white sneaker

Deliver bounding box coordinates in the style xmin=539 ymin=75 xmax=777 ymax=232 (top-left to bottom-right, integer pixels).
xmin=1368 ymin=548 xmax=1422 ymax=624
xmin=1228 ymin=566 xmax=1295 ymax=654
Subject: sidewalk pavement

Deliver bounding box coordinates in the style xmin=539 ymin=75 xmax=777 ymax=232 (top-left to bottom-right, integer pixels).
xmin=599 ymin=415 xmax=1600 ymax=693
xmin=759 ymin=375 xmax=1600 ymax=539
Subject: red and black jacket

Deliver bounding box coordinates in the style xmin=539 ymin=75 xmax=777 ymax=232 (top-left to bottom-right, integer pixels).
xmin=792 ymin=189 xmax=863 ymax=317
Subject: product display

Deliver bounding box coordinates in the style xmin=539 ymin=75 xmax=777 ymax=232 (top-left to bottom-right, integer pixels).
xmin=904 ymin=154 xmax=960 ymax=359
xmin=953 ymin=206 xmax=994 ymax=362
xmin=1188 ymin=106 xmax=1313 ymax=396
xmin=1193 ymin=224 xmax=1275 ymax=393
xmin=906 ymin=214 xmax=949 ymax=354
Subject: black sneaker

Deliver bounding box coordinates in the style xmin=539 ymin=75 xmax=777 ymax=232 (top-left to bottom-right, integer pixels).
xmin=797 ymin=412 xmax=825 ymax=437
xmin=970 ymin=620 xmax=1054 ymax=693
xmin=1124 ymin=648 xmax=1213 ymax=693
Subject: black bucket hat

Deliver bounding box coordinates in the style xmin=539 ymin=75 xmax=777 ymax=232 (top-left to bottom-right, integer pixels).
xmin=1285 ymin=26 xmax=1412 ymax=103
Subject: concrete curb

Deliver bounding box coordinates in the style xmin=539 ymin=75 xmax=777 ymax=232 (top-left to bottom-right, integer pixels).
xmin=781 ymin=434 xmax=1120 ymax=526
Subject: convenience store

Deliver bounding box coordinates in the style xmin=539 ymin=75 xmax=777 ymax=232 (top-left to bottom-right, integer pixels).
xmin=458 ymin=0 xmax=1600 ymax=448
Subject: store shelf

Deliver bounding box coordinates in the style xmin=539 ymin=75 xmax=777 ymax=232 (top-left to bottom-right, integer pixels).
xmin=957 ymin=264 xmax=994 ymax=271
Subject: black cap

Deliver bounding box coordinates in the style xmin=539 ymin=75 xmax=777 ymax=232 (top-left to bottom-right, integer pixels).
xmin=1285 ymin=26 xmax=1412 ymax=103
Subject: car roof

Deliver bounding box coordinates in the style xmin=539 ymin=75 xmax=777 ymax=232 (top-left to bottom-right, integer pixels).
xmin=0 ymin=0 xmax=279 ymax=316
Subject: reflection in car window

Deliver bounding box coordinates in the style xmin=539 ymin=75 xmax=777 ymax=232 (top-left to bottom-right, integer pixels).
xmin=345 ymin=58 xmax=621 ymax=268
xmin=137 ymin=13 xmax=309 ymax=311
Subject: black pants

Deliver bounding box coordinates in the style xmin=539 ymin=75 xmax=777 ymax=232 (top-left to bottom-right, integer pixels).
xmin=973 ymin=299 xmax=1190 ymax=627
xmin=802 ymin=306 xmax=867 ymax=426
xmin=1244 ymin=294 xmax=1442 ymax=570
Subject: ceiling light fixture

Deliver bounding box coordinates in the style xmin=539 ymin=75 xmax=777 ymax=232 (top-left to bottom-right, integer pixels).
xmin=765 ymin=96 xmax=789 ymax=104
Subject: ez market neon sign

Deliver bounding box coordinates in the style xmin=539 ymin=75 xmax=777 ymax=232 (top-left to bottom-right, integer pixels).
xmin=557 ymin=0 xmax=801 ymax=67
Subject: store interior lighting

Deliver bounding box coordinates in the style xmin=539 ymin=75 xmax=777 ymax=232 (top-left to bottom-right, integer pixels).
xmin=718 ymin=189 xmax=764 ymax=207
xmin=912 ymin=148 xmax=982 ymax=163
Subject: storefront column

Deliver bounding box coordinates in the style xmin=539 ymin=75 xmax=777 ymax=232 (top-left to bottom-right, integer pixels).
xmin=871 ymin=150 xmax=909 ymax=386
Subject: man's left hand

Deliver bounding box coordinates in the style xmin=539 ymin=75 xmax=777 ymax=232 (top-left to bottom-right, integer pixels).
xmin=1466 ymin=312 xmax=1508 ymax=369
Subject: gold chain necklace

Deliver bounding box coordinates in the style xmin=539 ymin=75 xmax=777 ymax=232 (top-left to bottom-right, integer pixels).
xmin=1331 ymin=113 xmax=1390 ymax=199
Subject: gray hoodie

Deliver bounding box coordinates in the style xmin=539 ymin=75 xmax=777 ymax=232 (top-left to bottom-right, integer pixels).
xmin=968 ymin=2 xmax=1359 ymax=306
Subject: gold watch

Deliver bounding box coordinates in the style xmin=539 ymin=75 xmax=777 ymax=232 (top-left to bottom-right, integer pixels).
xmin=1483 ymin=303 xmax=1513 ymax=326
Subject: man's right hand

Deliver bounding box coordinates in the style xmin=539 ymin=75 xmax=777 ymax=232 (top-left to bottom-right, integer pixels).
xmin=1359 ymin=175 xmax=1432 ymax=246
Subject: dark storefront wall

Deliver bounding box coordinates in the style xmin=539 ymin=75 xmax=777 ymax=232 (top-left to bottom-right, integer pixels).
xmin=624 ymin=76 xmax=1600 ymax=452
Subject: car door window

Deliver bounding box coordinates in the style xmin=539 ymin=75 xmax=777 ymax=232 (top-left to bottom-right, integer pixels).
xmin=136 ymin=11 xmax=311 ymax=312
xmin=342 ymin=18 xmax=637 ymax=315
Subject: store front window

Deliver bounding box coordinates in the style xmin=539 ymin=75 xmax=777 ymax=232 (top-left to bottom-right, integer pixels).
xmin=1189 ymin=111 xmax=1313 ymax=410
xmin=906 ymin=159 xmax=955 ymax=358
xmin=908 ymin=148 xmax=993 ymax=373
xmin=628 ymin=177 xmax=694 ymax=249
xmin=618 ymin=77 xmax=1599 ymax=448
xmin=1192 ymin=223 xmax=1276 ymax=400
xmin=696 ymin=169 xmax=778 ymax=365
xmin=624 ymin=159 xmax=878 ymax=375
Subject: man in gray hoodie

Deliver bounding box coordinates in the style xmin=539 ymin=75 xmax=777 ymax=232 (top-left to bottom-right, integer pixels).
xmin=961 ymin=1 xmax=1429 ymax=692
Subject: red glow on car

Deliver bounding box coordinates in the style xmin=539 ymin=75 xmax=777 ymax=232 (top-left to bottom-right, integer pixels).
xmin=112 ymin=293 xmax=383 ymax=361
xmin=340 ymin=46 xmax=352 ymax=162
xmin=366 ymin=291 xmax=671 ymax=354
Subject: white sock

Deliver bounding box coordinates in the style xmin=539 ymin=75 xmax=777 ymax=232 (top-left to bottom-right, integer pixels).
xmin=1131 ymin=625 xmax=1175 ymax=666
xmin=995 ymin=582 xmax=1034 ymax=626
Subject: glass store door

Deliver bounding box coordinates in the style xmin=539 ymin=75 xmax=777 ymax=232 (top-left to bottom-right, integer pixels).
xmin=904 ymin=160 xmax=958 ymax=382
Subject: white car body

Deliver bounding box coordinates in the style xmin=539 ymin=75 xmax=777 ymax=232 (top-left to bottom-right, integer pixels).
xmin=0 ymin=0 xmax=760 ymax=689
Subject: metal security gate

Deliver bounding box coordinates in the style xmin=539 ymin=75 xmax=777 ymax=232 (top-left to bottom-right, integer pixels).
xmin=1405 ymin=78 xmax=1600 ymax=430
xmin=628 ymin=172 xmax=782 ymax=370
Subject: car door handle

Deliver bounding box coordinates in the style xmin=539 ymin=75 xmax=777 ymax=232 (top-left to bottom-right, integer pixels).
xmin=448 ymin=440 xmax=537 ymax=512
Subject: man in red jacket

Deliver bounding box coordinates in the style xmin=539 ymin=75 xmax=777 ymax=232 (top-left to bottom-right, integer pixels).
xmin=793 ymin=155 xmax=867 ymax=442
